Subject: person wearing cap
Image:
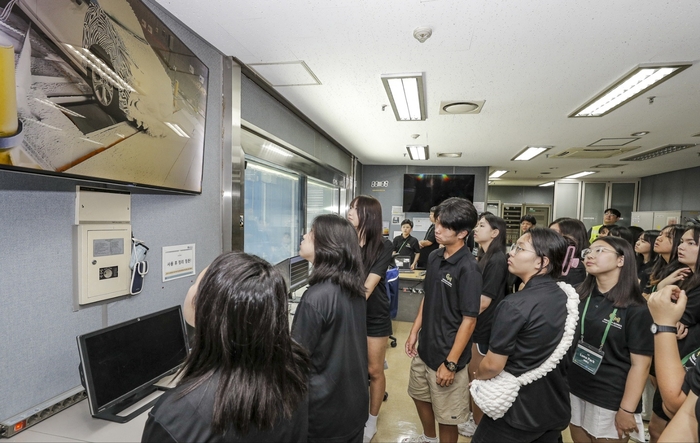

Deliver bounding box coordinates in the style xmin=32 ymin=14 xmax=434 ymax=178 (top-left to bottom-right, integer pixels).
xmin=588 ymin=208 xmax=622 ymax=243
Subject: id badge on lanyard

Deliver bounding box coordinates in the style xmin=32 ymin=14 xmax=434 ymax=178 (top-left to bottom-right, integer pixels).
xmin=572 ymin=295 xmax=617 ymax=376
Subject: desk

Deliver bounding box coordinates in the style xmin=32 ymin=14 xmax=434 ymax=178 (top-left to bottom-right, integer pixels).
xmin=395 ymin=271 xmax=425 ymax=322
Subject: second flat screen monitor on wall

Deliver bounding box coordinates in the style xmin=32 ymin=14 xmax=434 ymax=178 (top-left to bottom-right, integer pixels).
xmin=403 ymin=174 xmax=475 ymax=213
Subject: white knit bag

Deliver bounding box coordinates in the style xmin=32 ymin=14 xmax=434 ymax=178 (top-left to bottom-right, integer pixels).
xmin=469 ymin=282 xmax=579 ymax=420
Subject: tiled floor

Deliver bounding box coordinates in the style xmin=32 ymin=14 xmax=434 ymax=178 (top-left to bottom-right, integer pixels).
xmin=374 ymin=320 xmax=574 ymax=443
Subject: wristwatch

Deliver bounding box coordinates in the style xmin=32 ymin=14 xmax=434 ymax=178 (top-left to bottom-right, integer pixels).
xmin=650 ymin=323 xmax=678 ymax=334
xmin=443 ymin=359 xmax=457 ymax=372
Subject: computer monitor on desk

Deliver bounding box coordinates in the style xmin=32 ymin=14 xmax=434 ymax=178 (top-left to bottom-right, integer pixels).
xmin=395 ymin=255 xmax=412 ymax=272
xmin=76 ymin=306 xmax=189 ymax=423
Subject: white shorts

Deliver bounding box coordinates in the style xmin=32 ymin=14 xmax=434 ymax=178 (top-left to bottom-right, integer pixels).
xmin=570 ymin=393 xmax=645 ymax=442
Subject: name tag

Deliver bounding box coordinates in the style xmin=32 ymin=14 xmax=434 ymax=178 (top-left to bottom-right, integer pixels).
xmin=572 ymin=340 xmax=605 ymax=375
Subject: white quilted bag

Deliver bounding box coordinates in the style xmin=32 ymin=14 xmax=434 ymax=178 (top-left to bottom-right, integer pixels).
xmin=469 ymin=282 xmax=579 ymax=419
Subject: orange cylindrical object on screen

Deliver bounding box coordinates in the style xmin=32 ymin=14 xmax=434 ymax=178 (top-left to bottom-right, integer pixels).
xmin=0 ymin=44 xmax=18 ymax=137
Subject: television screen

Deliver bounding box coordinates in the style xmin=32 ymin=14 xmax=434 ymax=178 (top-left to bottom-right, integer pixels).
xmin=403 ymin=174 xmax=475 ymax=213
xmin=0 ymin=0 xmax=208 ymax=193
xmin=77 ymin=305 xmax=189 ymax=422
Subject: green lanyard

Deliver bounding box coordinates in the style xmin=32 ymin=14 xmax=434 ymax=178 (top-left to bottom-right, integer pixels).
xmin=681 ymin=347 xmax=700 ymax=366
xmin=580 ymin=295 xmax=618 ymax=351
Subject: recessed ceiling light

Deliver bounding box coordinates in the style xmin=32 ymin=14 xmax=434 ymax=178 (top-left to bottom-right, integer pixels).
xmin=569 ymin=63 xmax=691 ymax=118
xmin=406 ymin=145 xmax=429 ymax=160
xmin=631 ymin=131 xmax=650 ymax=137
xmin=437 ymin=152 xmax=462 ymax=158
xmin=489 ymin=170 xmax=508 ymax=179
xmin=443 ymin=102 xmax=478 ymax=113
xmin=620 ymin=144 xmax=698 ymax=161
xmin=539 ymin=182 xmax=555 ymax=187
xmin=381 ymin=73 xmax=426 ymax=121
xmin=564 ymin=171 xmax=597 ymax=179
xmin=512 ymin=146 xmax=552 ymax=161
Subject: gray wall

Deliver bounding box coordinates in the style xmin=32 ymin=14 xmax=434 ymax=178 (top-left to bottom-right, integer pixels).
xmin=360 ymin=165 xmax=489 ymax=237
xmin=639 ymin=166 xmax=700 ymax=211
xmin=487 ymin=185 xmax=554 ymax=206
xmin=0 ymin=0 xmax=227 ymax=421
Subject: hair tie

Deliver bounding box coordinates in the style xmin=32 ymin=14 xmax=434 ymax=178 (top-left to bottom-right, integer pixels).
xmin=561 ymin=245 xmax=579 ymax=276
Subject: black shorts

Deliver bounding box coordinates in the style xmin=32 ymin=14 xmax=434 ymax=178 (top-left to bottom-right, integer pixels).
xmin=472 ymin=415 xmax=564 ymax=443
xmin=367 ymin=289 xmax=392 ymax=337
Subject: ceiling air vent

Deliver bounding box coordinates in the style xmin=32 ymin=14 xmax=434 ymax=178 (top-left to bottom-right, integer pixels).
xmin=551 ymin=147 xmax=638 ymax=159
xmin=591 ymin=164 xmax=625 ymax=168
xmin=439 ymin=100 xmax=485 ymax=115
xmin=620 ymin=144 xmax=698 ymax=161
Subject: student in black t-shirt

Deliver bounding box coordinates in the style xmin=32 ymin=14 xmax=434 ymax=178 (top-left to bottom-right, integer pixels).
xmin=347 ymin=195 xmax=393 ymax=442
xmin=645 ymin=226 xmax=700 ymax=441
xmin=636 ymin=230 xmax=660 ymax=289
xmin=405 ymin=197 xmax=482 ymax=443
xmin=392 ymin=219 xmax=421 ymax=269
xmin=472 ymin=228 xmax=572 ymax=443
xmin=568 ymin=237 xmax=653 ymax=443
xmin=142 ymin=252 xmax=309 ymax=443
xmin=646 ymin=224 xmax=686 ymax=297
xmin=458 ymin=212 xmax=507 ymax=438
xmin=650 ymin=286 xmax=700 ymax=442
xmin=417 ymin=207 xmax=439 ymax=269
xmin=293 ymin=214 xmax=369 ymax=443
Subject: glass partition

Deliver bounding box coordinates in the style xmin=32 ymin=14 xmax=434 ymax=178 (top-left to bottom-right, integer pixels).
xmin=244 ymin=161 xmax=301 ymax=265
xmin=306 ymin=179 xmax=340 ymax=231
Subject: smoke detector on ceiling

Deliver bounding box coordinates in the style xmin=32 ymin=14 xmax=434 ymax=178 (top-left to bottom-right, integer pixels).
xmin=413 ymin=27 xmax=432 ymax=43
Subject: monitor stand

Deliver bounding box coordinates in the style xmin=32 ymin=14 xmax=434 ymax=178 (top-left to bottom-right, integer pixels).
xmin=93 ymin=384 xmax=168 ymax=423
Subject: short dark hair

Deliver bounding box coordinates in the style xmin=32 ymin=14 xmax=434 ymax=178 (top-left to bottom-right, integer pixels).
xmin=527 ymin=227 xmax=568 ymax=277
xmin=605 ymin=208 xmax=622 ymax=218
xmin=401 ymin=219 xmax=413 ymax=228
xmin=309 ymin=214 xmax=366 ymax=299
xmin=179 ymin=252 xmax=309 ymax=435
xmin=434 ymin=197 xmax=477 ymax=234
xmin=577 ymin=237 xmax=645 ymax=308
xmin=520 ymin=214 xmax=537 ymax=225
xmin=609 ymin=225 xmax=634 ymax=247
xmin=430 ymin=206 xmax=438 ymax=213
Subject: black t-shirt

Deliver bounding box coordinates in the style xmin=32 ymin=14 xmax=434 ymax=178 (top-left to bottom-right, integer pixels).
xmin=365 ymin=239 xmax=394 ymax=322
xmin=488 ymin=274 xmax=571 ymax=432
xmin=291 ymin=280 xmax=368 ymax=442
xmin=472 ymin=250 xmax=507 ymax=343
xmin=681 ymin=286 xmax=700 ymax=327
xmin=418 ymin=245 xmax=482 ymax=371
xmin=393 ymin=234 xmax=421 ymax=261
xmin=568 ymin=287 xmax=654 ymax=412
xmin=417 ymin=224 xmax=439 ymax=268
xmin=142 ymin=373 xmax=308 ymax=442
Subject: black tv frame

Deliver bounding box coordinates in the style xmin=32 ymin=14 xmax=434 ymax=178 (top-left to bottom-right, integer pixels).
xmin=76 ymin=305 xmax=189 ymax=423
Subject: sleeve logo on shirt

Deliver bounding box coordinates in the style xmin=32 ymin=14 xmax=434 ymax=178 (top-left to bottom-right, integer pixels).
xmin=441 ymin=273 xmax=453 ymax=287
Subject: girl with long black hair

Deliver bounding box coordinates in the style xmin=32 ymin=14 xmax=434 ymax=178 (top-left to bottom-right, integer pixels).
xmin=293 ymin=214 xmax=369 ymax=442
xmin=636 ymin=230 xmax=660 ymax=289
xmin=568 ymin=237 xmax=653 ymax=443
xmin=347 ymin=195 xmax=394 ymax=442
xmin=142 ymin=252 xmax=309 ymax=442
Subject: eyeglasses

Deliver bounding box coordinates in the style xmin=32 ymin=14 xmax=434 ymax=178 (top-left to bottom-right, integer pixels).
xmin=509 ymin=243 xmax=537 ymax=255
xmin=581 ymin=247 xmax=620 ymax=259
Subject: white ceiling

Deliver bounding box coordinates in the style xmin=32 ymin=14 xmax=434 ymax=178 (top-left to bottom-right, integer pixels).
xmin=156 ymin=0 xmax=700 ymax=185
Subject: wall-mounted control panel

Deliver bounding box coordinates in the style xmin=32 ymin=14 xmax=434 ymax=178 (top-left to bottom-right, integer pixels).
xmin=75 ymin=223 xmax=132 ymax=305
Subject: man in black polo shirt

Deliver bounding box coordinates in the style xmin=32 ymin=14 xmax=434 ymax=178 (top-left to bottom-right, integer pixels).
xmin=405 ymin=197 xmax=482 ymax=443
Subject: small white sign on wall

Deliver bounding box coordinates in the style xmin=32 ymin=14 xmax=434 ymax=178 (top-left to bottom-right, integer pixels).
xmin=414 ymin=217 xmax=432 ymax=231
xmin=162 ymin=244 xmax=196 ymax=282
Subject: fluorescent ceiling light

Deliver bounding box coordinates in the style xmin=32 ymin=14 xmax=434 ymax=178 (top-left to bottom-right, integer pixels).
xmin=262 ymin=142 xmax=293 ymax=157
xmin=406 ymin=145 xmax=429 ymax=160
xmin=564 ymin=171 xmax=597 ymax=179
xmin=620 ymin=144 xmax=697 ymax=161
xmin=539 ymin=182 xmax=555 ymax=187
xmin=570 ymin=63 xmax=691 ymax=117
xmin=489 ymin=170 xmax=508 ymax=178
xmin=512 ymin=146 xmax=551 ymax=161
xmin=381 ymin=73 xmax=426 ymax=121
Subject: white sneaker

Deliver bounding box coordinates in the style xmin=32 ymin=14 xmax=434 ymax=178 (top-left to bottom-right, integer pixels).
xmin=457 ymin=415 xmax=477 ymax=437
xmin=400 ymin=435 xmax=438 ymax=443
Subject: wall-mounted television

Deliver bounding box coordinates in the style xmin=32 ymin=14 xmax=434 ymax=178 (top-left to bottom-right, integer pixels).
xmin=403 ymin=174 xmax=475 ymax=213
xmin=0 ymin=0 xmax=209 ymax=194
xmin=76 ymin=305 xmax=189 ymax=422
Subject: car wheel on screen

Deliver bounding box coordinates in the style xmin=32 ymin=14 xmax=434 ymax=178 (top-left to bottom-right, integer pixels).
xmin=86 ymin=47 xmax=124 ymax=121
